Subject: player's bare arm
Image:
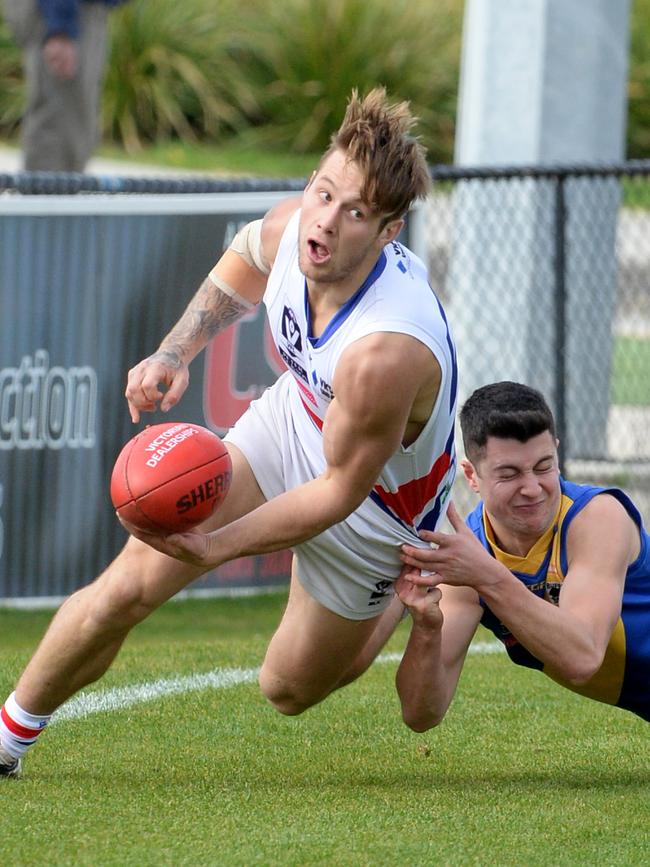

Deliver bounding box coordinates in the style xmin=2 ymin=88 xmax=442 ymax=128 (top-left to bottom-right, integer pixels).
xmin=394 ymin=576 xmax=482 ymax=730
xmin=125 ymin=197 xmax=302 ymax=423
xmin=123 ymin=332 xmax=440 ymax=568
xmin=401 ymin=496 xmax=639 ymax=685
xmin=125 ymin=263 xmax=261 ymax=423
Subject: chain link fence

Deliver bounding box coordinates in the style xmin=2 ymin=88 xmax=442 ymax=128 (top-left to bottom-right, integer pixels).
xmin=413 ymin=161 xmax=650 ymax=521
xmin=0 ymin=161 xmax=648 ymax=600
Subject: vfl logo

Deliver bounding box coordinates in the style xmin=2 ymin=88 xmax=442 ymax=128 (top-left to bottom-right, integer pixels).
xmin=281 ymin=307 xmax=302 ymax=354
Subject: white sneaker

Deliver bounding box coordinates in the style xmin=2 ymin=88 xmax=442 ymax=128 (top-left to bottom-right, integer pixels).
xmin=0 ymin=746 xmax=22 ymax=779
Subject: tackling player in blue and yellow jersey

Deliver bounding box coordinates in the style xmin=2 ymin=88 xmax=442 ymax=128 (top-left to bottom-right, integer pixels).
xmin=395 ymin=381 xmax=650 ymax=728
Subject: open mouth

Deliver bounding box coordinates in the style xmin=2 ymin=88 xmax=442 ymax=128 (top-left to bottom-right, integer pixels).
xmin=307 ymin=238 xmax=331 ymax=264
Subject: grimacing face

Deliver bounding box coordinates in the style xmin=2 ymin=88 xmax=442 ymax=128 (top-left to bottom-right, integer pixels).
xmin=462 ymin=430 xmax=561 ymax=546
xmin=298 ymin=149 xmax=402 ymax=292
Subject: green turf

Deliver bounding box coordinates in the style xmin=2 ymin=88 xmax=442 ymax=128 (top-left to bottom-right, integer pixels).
xmin=612 ymin=335 xmax=650 ymax=406
xmin=1 ymin=594 xmax=648 ymax=866
xmin=96 ymin=139 xmax=318 ymax=179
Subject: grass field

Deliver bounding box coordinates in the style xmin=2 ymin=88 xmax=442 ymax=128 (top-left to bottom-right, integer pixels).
xmin=97 ymin=140 xmax=320 ymax=179
xmin=612 ymin=335 xmax=650 ymax=405
xmin=0 ymin=594 xmax=648 ymax=866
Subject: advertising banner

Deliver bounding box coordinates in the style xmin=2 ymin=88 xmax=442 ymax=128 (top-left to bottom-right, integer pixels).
xmin=0 ymin=193 xmax=291 ymax=603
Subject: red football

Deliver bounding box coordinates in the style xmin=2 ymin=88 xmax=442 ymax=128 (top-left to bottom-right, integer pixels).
xmin=110 ymin=422 xmax=232 ymax=533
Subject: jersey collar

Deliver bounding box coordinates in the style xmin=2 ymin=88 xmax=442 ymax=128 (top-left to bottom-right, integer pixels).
xmin=304 ymin=250 xmax=387 ymax=347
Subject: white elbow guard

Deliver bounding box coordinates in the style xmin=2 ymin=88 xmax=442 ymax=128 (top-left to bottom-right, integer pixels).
xmin=230 ymin=219 xmax=271 ymax=275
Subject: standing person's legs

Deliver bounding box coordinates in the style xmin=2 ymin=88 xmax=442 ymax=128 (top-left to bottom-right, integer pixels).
xmin=21 ymin=2 xmax=109 ymax=171
xmin=71 ymin=2 xmax=110 ymax=170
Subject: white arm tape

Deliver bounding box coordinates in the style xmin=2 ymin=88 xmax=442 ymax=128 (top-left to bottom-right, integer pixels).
xmin=207 ymin=271 xmax=256 ymax=310
xmin=229 ymin=219 xmax=271 ymax=275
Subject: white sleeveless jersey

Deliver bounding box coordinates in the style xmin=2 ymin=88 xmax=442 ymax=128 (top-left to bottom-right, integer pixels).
xmin=263 ymin=209 xmax=458 ymax=541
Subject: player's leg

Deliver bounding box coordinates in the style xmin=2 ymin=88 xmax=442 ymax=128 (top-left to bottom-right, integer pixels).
xmin=0 ymin=444 xmax=263 ymax=767
xmin=334 ymin=593 xmax=406 ymax=689
xmin=15 ymin=444 xmax=261 ymax=713
xmin=258 ymin=559 xmax=384 ymax=715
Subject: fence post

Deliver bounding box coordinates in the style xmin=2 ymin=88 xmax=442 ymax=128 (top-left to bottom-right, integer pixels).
xmin=553 ymin=174 xmax=567 ymax=474
xmin=451 ymin=0 xmax=629 ymax=459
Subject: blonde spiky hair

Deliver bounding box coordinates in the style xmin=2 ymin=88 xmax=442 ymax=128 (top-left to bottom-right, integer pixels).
xmin=324 ymin=87 xmax=431 ymax=223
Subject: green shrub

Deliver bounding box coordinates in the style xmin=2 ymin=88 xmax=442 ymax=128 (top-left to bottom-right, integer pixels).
xmin=103 ymin=0 xmax=254 ymax=150
xmin=231 ymin=0 xmax=463 ymax=162
xmin=0 ymin=23 xmax=23 ymax=134
xmin=102 ymin=0 xmax=463 ymax=160
xmin=1 ymin=0 xmax=649 ymax=163
xmin=628 ymin=0 xmax=650 ymax=159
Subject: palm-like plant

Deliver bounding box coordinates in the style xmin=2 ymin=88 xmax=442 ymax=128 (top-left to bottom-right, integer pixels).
xmin=628 ymin=0 xmax=650 ymax=159
xmin=0 ymin=22 xmax=24 ymax=135
xmin=236 ymin=0 xmax=463 ymax=161
xmin=103 ymin=0 xmax=255 ymax=150
xmin=0 ymin=0 xmax=469 ymax=164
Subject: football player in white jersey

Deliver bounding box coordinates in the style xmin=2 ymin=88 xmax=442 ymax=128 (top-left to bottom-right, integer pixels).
xmin=0 ymin=89 xmax=457 ymax=777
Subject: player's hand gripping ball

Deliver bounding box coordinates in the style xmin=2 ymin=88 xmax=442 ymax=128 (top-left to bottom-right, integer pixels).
xmin=110 ymin=422 xmax=232 ymax=533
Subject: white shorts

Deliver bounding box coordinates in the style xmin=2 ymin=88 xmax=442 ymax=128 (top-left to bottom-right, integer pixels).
xmin=224 ymin=372 xmax=411 ymax=620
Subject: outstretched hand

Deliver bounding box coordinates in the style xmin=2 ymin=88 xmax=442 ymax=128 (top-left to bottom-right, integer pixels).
xmin=125 ymin=352 xmax=190 ymax=423
xmin=117 ymin=516 xmax=213 ymax=568
xmin=400 ymin=501 xmax=495 ymax=591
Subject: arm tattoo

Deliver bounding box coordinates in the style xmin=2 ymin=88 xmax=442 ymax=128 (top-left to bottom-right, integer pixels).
xmin=158 ymin=277 xmax=251 ymax=362
xmin=147 ymin=348 xmax=184 ymax=369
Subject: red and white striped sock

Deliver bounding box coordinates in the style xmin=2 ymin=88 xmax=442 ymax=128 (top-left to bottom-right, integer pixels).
xmin=0 ymin=692 xmax=52 ymax=759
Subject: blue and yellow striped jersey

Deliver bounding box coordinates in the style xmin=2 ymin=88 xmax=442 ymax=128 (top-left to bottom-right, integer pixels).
xmin=467 ymin=478 xmax=650 ymax=722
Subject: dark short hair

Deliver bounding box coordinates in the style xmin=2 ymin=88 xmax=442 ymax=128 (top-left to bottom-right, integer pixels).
xmin=460 ymin=381 xmax=556 ymax=463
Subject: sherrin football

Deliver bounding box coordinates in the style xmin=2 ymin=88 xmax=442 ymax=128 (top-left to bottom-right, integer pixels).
xmin=110 ymin=422 xmax=232 ymax=534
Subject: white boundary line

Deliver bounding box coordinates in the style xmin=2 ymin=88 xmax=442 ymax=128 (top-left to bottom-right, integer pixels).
xmin=51 ymin=642 xmax=503 ymax=724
